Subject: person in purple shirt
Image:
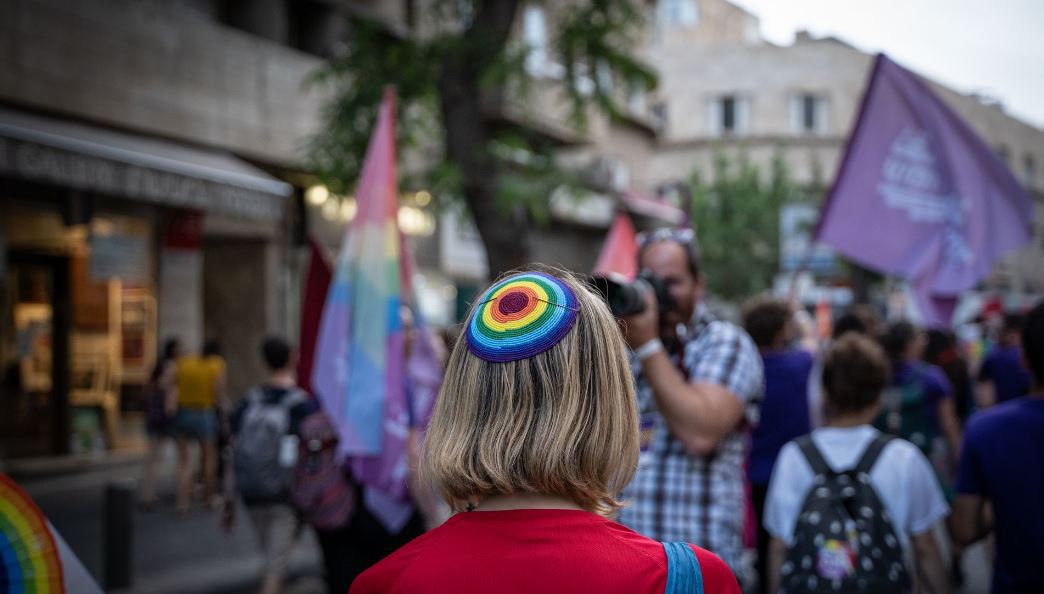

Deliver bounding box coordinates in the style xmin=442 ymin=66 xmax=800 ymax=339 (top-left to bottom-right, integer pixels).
xmin=742 ymin=298 xmax=812 ymax=594
xmin=875 ymin=321 xmax=963 ymax=482
xmin=953 ymin=301 xmax=1044 ymax=593
xmin=977 ymin=313 xmax=1032 ymax=407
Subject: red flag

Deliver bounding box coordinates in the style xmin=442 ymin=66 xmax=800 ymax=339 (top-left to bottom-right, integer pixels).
xmin=297 ymin=237 xmax=332 ymax=395
xmin=594 ymin=212 xmax=639 ymax=280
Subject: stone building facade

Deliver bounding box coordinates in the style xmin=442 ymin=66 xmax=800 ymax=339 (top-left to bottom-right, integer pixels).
xmin=637 ymin=0 xmax=1044 ymax=297
xmin=0 ymin=0 xmax=679 ymax=457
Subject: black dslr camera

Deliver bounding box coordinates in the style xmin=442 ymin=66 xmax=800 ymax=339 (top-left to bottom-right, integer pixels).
xmin=589 ymin=271 xmax=675 ymax=317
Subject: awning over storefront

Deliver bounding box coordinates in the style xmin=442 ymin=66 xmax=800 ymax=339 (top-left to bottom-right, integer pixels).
xmin=0 ymin=107 xmax=292 ymax=221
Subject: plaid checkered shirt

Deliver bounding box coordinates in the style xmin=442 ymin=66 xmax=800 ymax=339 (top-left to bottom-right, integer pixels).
xmin=618 ymin=304 xmax=763 ymax=580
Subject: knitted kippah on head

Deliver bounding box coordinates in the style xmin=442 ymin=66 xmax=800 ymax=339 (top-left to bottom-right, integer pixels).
xmin=465 ymin=271 xmax=579 ymax=363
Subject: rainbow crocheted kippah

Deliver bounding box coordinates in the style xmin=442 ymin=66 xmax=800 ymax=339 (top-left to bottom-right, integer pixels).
xmin=466 ymin=272 xmax=579 ymax=362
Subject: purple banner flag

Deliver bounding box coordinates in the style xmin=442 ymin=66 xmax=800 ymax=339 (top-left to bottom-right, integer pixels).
xmin=815 ymin=54 xmax=1033 ymax=327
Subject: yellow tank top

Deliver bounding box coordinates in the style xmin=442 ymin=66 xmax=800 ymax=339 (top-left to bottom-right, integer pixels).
xmin=176 ymin=355 xmax=225 ymax=409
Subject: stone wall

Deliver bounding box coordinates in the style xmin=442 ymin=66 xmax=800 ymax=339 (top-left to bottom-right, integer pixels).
xmin=0 ymin=0 xmax=325 ymax=168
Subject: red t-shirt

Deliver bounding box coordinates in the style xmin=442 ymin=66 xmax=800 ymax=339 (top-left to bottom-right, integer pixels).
xmin=349 ymin=508 xmax=741 ymax=594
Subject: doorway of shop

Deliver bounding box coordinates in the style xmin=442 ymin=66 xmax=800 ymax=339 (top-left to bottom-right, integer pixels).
xmin=1 ymin=252 xmax=71 ymax=458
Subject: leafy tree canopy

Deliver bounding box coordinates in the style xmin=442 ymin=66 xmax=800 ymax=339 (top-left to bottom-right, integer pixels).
xmin=308 ymin=0 xmax=657 ymax=276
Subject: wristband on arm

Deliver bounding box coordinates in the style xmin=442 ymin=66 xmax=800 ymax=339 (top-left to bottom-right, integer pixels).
xmin=635 ymin=338 xmax=665 ymax=362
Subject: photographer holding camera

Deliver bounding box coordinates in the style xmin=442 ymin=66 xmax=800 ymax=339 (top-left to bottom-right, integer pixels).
xmin=613 ymin=228 xmax=763 ymax=582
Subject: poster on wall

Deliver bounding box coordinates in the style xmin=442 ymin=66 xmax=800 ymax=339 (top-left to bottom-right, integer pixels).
xmin=88 ymin=234 xmax=150 ymax=283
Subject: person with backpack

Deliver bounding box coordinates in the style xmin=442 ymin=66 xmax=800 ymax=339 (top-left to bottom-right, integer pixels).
xmin=291 ymin=400 xmax=356 ymax=594
xmin=763 ymin=334 xmax=951 ymax=594
xmin=222 ymin=337 xmax=317 ymax=594
xmin=875 ymin=322 xmax=963 ymax=492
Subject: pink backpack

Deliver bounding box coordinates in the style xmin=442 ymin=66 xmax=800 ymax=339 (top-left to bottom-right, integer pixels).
xmin=291 ymin=410 xmax=354 ymax=531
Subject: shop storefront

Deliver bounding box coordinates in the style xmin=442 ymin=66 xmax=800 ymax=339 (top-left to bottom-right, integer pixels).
xmin=0 ymin=107 xmax=291 ymax=459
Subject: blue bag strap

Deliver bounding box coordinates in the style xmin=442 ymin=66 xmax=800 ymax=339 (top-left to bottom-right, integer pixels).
xmin=662 ymin=541 xmax=704 ymax=594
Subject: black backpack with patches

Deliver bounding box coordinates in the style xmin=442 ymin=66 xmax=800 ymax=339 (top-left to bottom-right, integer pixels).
xmin=779 ymin=433 xmax=911 ymax=594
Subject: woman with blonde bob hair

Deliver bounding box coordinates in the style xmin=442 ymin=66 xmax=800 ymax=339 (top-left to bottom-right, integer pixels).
xmin=351 ymin=268 xmax=739 ymax=594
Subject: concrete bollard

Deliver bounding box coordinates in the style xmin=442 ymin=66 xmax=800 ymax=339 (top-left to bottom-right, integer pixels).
xmin=104 ymin=480 xmax=135 ymax=589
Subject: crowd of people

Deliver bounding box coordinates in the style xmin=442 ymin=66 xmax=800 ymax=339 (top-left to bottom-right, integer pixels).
xmin=139 ymin=228 xmax=1042 ymax=594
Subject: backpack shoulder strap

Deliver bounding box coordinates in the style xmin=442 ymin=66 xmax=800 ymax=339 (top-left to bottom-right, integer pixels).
xmin=855 ymin=433 xmax=895 ymax=474
xmin=662 ymin=542 xmax=704 ymax=594
xmin=278 ymin=387 xmax=308 ymax=409
xmin=244 ymin=387 xmax=264 ymax=406
xmin=795 ymin=435 xmax=832 ymax=477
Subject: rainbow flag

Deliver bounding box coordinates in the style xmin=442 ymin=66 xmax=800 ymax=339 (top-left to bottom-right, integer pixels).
xmin=311 ymin=88 xmax=440 ymax=531
xmin=0 ymin=475 xmax=64 ymax=594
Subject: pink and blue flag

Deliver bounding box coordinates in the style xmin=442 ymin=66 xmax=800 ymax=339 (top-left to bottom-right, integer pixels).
xmin=311 ymin=88 xmax=441 ymax=531
xmin=815 ymin=54 xmax=1033 ymax=327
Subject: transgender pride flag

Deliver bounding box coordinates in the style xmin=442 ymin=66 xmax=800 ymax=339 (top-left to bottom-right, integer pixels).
xmin=311 ymin=88 xmax=441 ymax=531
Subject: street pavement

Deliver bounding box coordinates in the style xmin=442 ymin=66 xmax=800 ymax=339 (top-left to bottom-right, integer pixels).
xmin=15 ymin=447 xmax=992 ymax=594
xmin=17 ymin=448 xmax=325 ymax=594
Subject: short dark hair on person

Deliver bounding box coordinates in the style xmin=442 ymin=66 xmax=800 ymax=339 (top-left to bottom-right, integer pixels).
xmin=637 ymin=238 xmax=701 ymax=279
xmin=833 ymin=304 xmax=883 ymax=340
xmin=881 ymin=320 xmax=918 ymax=362
xmin=261 ymin=337 xmax=292 ymax=371
xmin=822 ymin=333 xmax=891 ymax=415
xmin=1003 ymin=313 xmax=1025 ymax=334
xmin=203 ymin=339 xmax=222 ymax=357
xmin=1022 ymin=302 xmax=1044 ymax=385
xmin=743 ymin=298 xmax=791 ymax=348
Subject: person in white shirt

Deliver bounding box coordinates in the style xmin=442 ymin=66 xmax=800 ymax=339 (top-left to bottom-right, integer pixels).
xmin=764 ymin=333 xmax=951 ymax=594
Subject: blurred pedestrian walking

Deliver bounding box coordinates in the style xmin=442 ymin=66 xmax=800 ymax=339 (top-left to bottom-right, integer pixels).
xmin=975 ymin=313 xmax=1032 ymax=409
xmin=223 ymin=337 xmax=316 ymax=594
xmin=351 ymin=269 xmax=741 ymax=594
xmin=617 ymin=228 xmax=763 ymax=583
xmin=923 ymin=330 xmax=975 ymax=426
xmin=876 ymin=322 xmax=962 ymax=490
xmin=314 ymin=308 xmax=442 ymax=592
xmin=139 ymin=338 xmax=181 ymax=510
xmin=764 ymin=334 xmax=951 ymax=594
xmin=807 ymin=305 xmax=883 ymax=429
xmin=174 ymin=339 xmax=226 ymax=513
xmin=743 ymin=298 xmax=812 ymax=594
xmin=952 ymin=301 xmax=1044 ymax=594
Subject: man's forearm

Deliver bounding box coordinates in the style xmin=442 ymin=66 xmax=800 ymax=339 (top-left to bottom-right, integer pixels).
xmin=768 ymin=538 xmax=786 ymax=594
xmin=639 ymin=350 xmax=741 ymax=454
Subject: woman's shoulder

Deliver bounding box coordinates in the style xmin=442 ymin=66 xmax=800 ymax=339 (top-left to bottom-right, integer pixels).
xmin=351 ymin=512 xmax=740 ymax=594
xmin=689 ymin=545 xmax=742 ymax=593
xmin=602 ymin=519 xmax=740 ymax=592
xmin=349 ymin=523 xmax=448 ymax=593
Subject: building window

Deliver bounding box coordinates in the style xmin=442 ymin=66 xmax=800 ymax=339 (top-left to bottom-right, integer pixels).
xmin=790 ymin=93 xmax=828 ymax=134
xmin=1025 ymin=155 xmax=1037 ymax=188
xmin=709 ymin=95 xmax=750 ymax=136
xmin=651 ymin=101 xmax=668 ymax=131
xmin=658 ymin=0 xmax=699 ymax=27
xmin=523 ymin=5 xmax=548 ymax=75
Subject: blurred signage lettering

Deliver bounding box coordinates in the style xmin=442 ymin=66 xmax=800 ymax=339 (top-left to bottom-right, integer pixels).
xmin=780 ymin=203 xmax=836 ymax=274
xmin=89 ymin=234 xmax=150 ymax=282
xmin=0 ymin=137 xmax=282 ymax=220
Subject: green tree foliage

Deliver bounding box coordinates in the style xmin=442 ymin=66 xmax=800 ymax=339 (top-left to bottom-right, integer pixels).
xmin=689 ymin=154 xmax=798 ymax=301
xmin=308 ymin=0 xmax=656 ymax=276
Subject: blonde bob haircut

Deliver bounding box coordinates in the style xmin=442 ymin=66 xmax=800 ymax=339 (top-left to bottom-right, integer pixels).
xmin=422 ymin=266 xmax=639 ymax=516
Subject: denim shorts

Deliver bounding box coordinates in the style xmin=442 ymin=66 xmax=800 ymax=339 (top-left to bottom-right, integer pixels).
xmin=174 ymin=408 xmax=217 ymax=441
